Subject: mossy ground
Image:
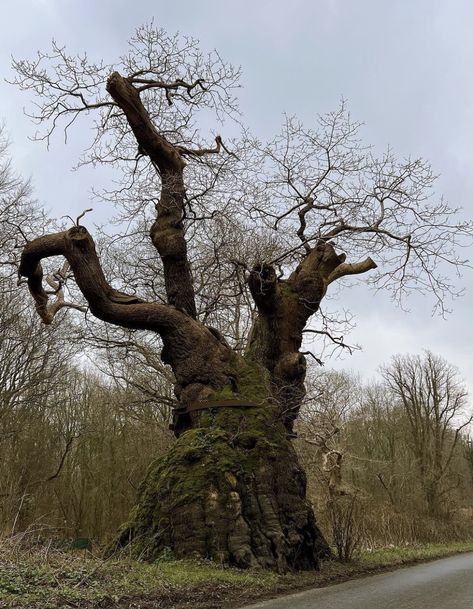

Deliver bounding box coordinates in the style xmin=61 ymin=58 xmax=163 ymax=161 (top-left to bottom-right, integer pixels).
xmin=1 ymin=540 xmax=472 ymax=609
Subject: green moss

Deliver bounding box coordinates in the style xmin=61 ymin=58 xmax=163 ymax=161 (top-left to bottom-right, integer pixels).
xmin=206 ymin=352 xmax=272 ymax=405
xmin=113 ymin=352 xmax=293 ymax=562
xmin=117 ymin=390 xmax=291 ymax=560
xmin=237 ymin=354 xmax=271 ymax=401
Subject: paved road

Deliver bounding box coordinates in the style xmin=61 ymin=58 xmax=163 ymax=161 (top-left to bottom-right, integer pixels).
xmin=241 ymin=552 xmax=473 ymax=609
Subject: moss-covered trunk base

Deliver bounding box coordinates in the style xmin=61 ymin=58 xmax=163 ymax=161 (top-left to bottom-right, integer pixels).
xmin=112 ymin=405 xmax=329 ymax=572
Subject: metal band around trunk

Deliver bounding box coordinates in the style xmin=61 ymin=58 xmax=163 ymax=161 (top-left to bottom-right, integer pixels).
xmin=186 ymin=400 xmax=261 ymax=413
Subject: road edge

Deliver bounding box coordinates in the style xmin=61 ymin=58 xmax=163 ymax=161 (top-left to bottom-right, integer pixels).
xmin=228 ymin=546 xmax=473 ymax=609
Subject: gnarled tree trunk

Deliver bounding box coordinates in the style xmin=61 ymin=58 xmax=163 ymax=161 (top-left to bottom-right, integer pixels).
xmin=18 ymin=68 xmax=377 ymax=572
xmin=115 ymin=404 xmax=328 ymax=570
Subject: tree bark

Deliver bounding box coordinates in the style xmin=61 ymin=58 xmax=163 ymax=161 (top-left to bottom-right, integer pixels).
xmin=246 ymin=241 xmax=360 ymax=432
xmin=106 ymin=72 xmax=197 ymax=318
xmin=111 ymin=361 xmax=330 ymax=571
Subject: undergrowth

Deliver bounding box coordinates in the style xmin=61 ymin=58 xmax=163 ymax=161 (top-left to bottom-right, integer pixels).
xmin=0 ymin=534 xmax=471 ymax=608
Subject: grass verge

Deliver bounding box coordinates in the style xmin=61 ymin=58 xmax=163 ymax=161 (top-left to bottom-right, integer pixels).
xmin=0 ymin=540 xmax=472 ymax=609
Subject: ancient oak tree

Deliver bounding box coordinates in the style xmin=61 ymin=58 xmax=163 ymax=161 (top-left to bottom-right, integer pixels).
xmin=12 ymin=25 xmax=473 ymax=570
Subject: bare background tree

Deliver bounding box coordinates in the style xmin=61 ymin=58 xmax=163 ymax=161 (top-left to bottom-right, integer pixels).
xmin=382 ymin=352 xmax=472 ymax=516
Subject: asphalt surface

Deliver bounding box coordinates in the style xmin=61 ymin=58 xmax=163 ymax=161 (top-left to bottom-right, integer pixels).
xmin=240 ymin=552 xmax=473 ymax=609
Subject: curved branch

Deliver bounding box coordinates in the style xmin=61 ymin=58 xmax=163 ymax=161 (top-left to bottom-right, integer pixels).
xmin=106 ymin=72 xmax=184 ymax=172
xmin=177 ymin=135 xmax=237 ymax=159
xmin=327 ymin=257 xmax=377 ymax=285
xmin=18 ymin=226 xmax=236 ymax=407
xmin=19 ymin=226 xmax=178 ymax=331
xmin=130 ymin=76 xmax=207 ymax=100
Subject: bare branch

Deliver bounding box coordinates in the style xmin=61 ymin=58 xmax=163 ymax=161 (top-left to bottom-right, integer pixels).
xmin=76 ymin=208 xmax=93 ymax=226
xmin=326 ymin=257 xmax=378 ymax=285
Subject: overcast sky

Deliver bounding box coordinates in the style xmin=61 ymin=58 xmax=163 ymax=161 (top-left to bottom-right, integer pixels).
xmin=1 ymin=0 xmax=472 ymax=395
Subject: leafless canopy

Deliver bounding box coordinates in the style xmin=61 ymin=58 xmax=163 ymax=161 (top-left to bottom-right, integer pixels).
xmin=10 ymin=24 xmax=473 ymax=412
